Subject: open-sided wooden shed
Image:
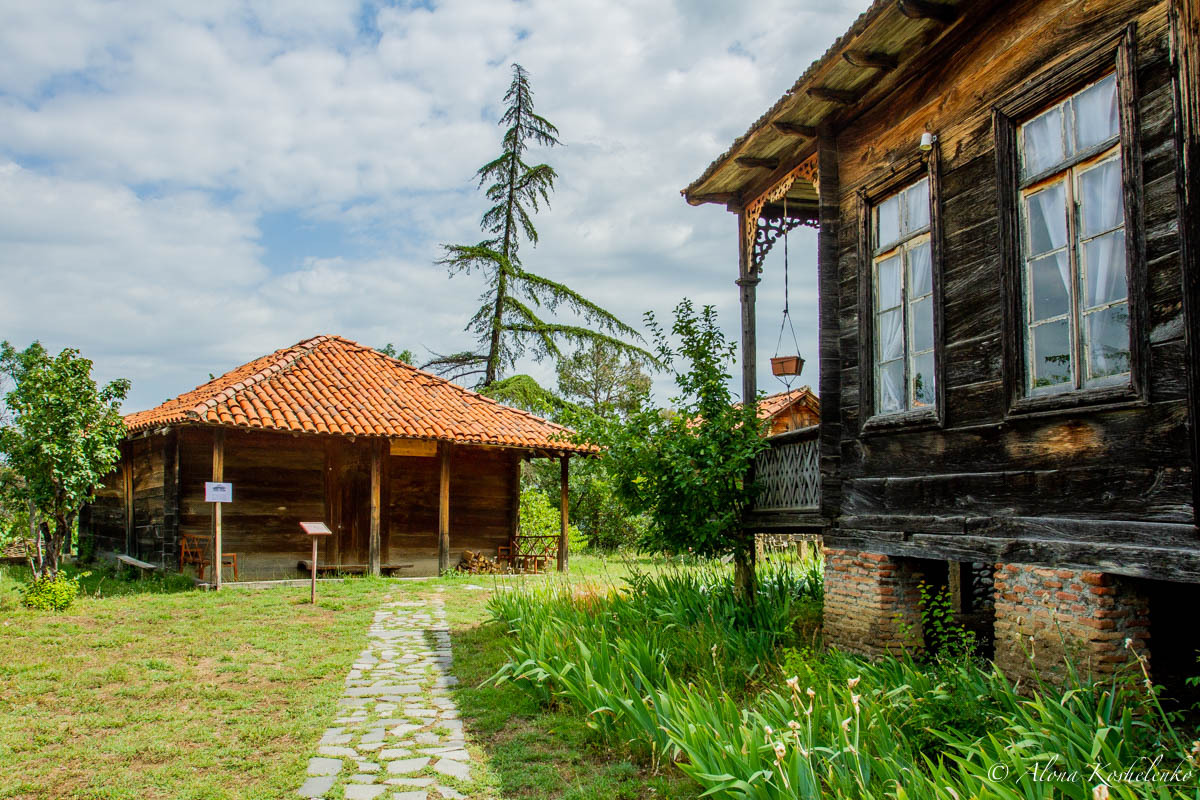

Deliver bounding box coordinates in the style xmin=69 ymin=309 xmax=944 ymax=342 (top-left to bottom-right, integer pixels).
xmin=81 ymin=335 xmax=589 ymax=581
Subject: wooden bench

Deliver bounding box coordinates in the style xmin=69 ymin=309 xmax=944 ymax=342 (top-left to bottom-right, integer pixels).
xmin=117 ymin=554 xmax=159 ymax=574
xmin=297 ymin=561 xmax=414 ymax=576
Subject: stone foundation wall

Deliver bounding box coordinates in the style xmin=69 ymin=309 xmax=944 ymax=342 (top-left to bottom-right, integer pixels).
xmin=992 ymin=564 xmax=1150 ymax=686
xmin=822 ymin=547 xmax=925 ymax=657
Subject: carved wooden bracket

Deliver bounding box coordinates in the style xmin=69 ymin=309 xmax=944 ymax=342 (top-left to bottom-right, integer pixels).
xmin=743 ymin=154 xmax=820 ymax=272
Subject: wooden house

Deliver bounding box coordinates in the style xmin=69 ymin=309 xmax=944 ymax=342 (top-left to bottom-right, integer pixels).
xmin=81 ymin=335 xmax=588 ymax=581
xmin=758 ymin=387 xmax=820 ymax=435
xmin=685 ymin=0 xmax=1200 ymax=686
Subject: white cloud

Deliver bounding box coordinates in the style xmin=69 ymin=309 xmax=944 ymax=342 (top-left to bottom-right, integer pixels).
xmin=0 ymin=0 xmax=865 ymax=410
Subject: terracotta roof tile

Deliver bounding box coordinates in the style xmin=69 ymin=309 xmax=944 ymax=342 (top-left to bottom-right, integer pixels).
xmin=125 ymin=335 xmax=592 ymax=453
xmin=756 ymin=387 xmax=820 ymax=421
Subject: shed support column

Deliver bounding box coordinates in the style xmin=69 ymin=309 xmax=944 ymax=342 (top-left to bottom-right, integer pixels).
xmin=369 ymin=440 xmax=382 ymax=577
xmin=558 ymin=456 xmax=569 ymax=573
xmin=212 ymin=428 xmax=224 ymax=590
xmin=438 ymin=443 xmax=451 ymax=574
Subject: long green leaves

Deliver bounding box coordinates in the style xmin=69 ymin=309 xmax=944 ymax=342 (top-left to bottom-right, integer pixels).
xmin=487 ymin=562 xmax=1199 ymax=799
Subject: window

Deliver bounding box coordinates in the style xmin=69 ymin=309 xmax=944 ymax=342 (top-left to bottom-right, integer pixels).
xmin=1018 ymin=73 xmax=1130 ymax=396
xmin=872 ymin=177 xmax=935 ymax=415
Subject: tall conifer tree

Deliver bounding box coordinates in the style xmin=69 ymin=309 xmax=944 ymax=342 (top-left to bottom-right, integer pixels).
xmin=430 ymin=64 xmax=649 ymax=387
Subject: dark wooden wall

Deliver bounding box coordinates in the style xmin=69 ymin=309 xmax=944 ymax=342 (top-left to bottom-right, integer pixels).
xmin=818 ymin=0 xmax=1199 ymax=577
xmin=83 ymin=426 xmax=524 ymax=579
xmin=178 ymin=427 xmax=325 ymax=579
xmin=387 ymin=446 xmax=520 ymax=575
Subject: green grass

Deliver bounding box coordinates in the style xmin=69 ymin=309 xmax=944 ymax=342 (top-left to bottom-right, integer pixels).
xmin=0 ymin=553 xmax=704 ymax=800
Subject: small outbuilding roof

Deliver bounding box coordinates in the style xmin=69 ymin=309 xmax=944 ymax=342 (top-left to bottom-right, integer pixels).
xmin=125 ymin=335 xmax=591 ymax=453
xmin=756 ymin=387 xmax=820 ymax=421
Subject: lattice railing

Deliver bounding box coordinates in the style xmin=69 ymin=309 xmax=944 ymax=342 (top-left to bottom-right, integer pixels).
xmin=753 ymin=428 xmax=820 ymax=510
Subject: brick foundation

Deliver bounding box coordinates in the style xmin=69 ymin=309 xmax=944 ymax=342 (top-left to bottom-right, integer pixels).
xmin=992 ymin=563 xmax=1150 ymax=686
xmin=822 ymin=547 xmax=925 ymax=657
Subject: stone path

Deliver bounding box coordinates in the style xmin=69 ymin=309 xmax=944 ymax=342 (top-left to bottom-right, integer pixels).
xmin=298 ymin=592 xmax=476 ymax=800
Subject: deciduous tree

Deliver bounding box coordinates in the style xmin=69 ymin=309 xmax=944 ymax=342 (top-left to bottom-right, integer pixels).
xmin=0 ymin=342 xmax=129 ymax=579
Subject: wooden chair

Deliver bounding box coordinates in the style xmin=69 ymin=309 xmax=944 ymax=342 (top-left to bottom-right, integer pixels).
xmin=180 ymin=534 xmax=239 ymax=581
xmin=496 ymin=545 xmax=514 ymax=572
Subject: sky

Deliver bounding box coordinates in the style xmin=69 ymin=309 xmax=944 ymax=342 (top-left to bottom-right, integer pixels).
xmin=0 ymin=0 xmax=865 ymax=412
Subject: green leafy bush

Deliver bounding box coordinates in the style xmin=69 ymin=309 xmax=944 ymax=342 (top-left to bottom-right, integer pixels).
xmin=518 ymin=487 xmax=586 ymax=553
xmin=21 ymin=571 xmax=85 ymax=611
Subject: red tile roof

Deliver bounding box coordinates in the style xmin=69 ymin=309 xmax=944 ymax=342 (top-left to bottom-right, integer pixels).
xmin=125 ymin=335 xmax=592 ymax=453
xmin=757 ymin=387 xmax=819 ymax=421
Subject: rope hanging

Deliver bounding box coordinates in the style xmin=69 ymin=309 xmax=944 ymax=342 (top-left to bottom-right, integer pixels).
xmin=772 ymin=195 xmax=804 ymax=392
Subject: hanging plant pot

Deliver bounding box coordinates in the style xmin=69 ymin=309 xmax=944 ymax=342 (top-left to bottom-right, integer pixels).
xmin=771 ymin=355 xmax=804 ymax=376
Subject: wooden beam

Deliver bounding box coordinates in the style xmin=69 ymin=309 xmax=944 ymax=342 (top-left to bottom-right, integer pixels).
xmin=772 ymin=121 xmax=817 ymax=138
xmin=558 ymin=456 xmax=569 ymax=573
xmin=212 ymin=428 xmax=224 ymax=590
xmin=684 ymin=191 xmax=738 ymax=207
xmin=842 ymin=50 xmax=898 ymax=70
xmin=897 ymin=0 xmax=958 ymax=23
xmin=438 ymin=442 xmax=451 ymax=574
xmin=735 ymin=156 xmax=780 ymax=170
xmin=806 ymin=87 xmax=860 ymax=106
xmin=368 ymin=440 xmax=381 ymax=576
xmin=737 ymin=208 xmax=759 ymax=407
xmin=946 ymin=560 xmax=967 ymax=615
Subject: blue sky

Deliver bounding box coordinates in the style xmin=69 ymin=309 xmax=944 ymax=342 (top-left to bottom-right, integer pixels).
xmin=0 ymin=0 xmax=862 ymax=411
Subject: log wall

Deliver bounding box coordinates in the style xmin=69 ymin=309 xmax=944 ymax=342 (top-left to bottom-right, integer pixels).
xmin=819 ymin=0 xmax=1198 ymax=576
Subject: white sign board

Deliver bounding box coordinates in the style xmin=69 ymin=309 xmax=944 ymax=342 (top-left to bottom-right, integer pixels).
xmin=300 ymin=521 xmax=332 ymax=535
xmin=204 ymin=482 xmax=233 ymax=503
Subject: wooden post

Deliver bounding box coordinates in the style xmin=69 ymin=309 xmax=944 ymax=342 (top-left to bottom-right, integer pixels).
xmin=1172 ymin=0 xmax=1200 ymax=525
xmin=212 ymin=428 xmax=225 ymax=590
xmin=438 ymin=443 xmax=451 ymax=574
xmin=947 ymin=560 xmax=968 ymax=615
xmin=122 ymin=447 xmax=134 ymax=557
xmin=558 ymin=456 xmax=569 ymax=573
xmin=311 ymin=536 xmax=318 ymax=604
xmin=368 ymin=440 xmax=382 ymax=576
xmin=816 ymin=127 xmax=842 ymax=520
xmin=736 ymin=208 xmax=759 ymax=406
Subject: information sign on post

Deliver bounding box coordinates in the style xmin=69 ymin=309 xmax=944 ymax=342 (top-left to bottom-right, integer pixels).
xmin=301 ymin=521 xmax=333 ymax=604
xmin=204 ymin=482 xmax=233 ymax=503
xmin=205 ymin=482 xmax=233 ymax=589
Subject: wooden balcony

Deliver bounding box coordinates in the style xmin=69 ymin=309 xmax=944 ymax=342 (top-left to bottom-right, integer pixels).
xmin=746 ymin=425 xmax=824 ymax=532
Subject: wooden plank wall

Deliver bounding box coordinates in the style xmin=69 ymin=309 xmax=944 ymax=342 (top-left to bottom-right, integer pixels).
xmin=83 ymin=460 xmax=126 ymax=559
xmin=823 ymin=0 xmax=1196 ymax=567
xmin=387 ymin=446 xmax=519 ymax=575
xmin=178 ymin=427 xmax=325 ymax=579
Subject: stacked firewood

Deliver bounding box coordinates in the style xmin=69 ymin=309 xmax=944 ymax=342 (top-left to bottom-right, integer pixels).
xmin=457 ymin=549 xmax=505 ymax=574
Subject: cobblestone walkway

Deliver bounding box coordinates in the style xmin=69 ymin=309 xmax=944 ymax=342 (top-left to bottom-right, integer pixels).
xmin=298 ymin=592 xmax=475 ymax=800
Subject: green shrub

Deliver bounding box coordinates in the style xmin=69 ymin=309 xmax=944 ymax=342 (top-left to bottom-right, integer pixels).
xmin=21 ymin=571 xmax=85 ymax=611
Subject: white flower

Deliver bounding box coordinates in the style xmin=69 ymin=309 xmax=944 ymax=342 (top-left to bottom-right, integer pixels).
xmin=841 ymin=716 xmax=852 ymax=732
xmin=851 ymin=694 xmax=861 ymax=711
xmin=847 ymin=676 xmax=861 ymax=688
xmin=1092 ymin=786 xmax=1110 ymax=800
xmin=764 ymin=725 xmax=773 ymax=737
xmin=786 ymin=676 xmax=799 ymax=691
xmin=806 ymin=687 xmax=816 ymax=699
xmin=774 ymin=742 xmax=787 ymax=761
xmin=788 ymin=720 xmax=801 ymax=731
xmin=1123 ymin=637 xmax=1133 ymax=649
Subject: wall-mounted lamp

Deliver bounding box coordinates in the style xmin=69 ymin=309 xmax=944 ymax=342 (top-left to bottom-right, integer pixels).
xmin=919 ymin=131 xmax=936 ymax=151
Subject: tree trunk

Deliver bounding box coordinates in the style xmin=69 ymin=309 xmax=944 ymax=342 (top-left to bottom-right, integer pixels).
xmin=733 ymin=543 xmax=757 ymax=604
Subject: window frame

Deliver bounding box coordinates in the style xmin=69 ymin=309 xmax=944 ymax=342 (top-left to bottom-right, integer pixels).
xmin=857 ymin=147 xmax=946 ymax=433
xmin=994 ymin=24 xmax=1147 ymax=415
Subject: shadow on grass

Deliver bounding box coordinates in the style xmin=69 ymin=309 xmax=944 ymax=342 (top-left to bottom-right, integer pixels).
xmin=449 ymin=619 xmax=700 ymax=800
xmin=1 ymin=562 xmax=197 ymax=602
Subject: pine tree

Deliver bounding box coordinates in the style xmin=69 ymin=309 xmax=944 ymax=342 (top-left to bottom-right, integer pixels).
xmin=430 ymin=63 xmax=650 ymax=387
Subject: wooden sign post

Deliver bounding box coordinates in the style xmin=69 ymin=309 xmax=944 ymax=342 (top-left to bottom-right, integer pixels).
xmin=301 ymin=521 xmax=332 ymax=604
xmin=204 ymin=479 xmax=232 ymax=590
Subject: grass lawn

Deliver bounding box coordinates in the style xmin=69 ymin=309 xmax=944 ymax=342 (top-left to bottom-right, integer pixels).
xmin=0 ymin=554 xmax=699 ymax=800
